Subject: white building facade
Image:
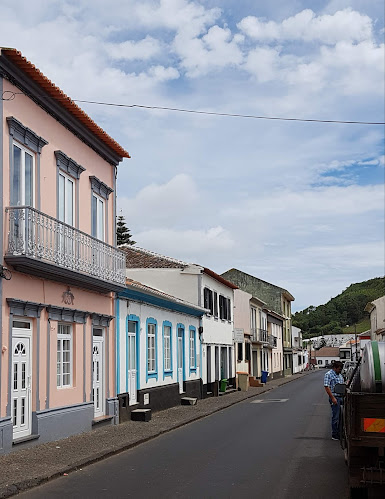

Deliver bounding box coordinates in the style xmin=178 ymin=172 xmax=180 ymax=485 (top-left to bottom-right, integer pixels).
xmin=292 ymin=326 xmax=306 ymax=373
xmin=117 ymin=281 xmax=205 ymax=417
xmin=122 ymin=247 xmax=236 ymax=397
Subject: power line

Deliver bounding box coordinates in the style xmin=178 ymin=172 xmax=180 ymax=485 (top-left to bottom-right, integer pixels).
xmin=2 ymin=90 xmax=384 ymax=125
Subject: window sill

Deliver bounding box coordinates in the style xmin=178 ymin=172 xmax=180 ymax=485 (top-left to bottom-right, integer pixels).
xmin=163 ymin=371 xmax=173 ymax=377
xmin=147 ymin=372 xmax=158 ymax=379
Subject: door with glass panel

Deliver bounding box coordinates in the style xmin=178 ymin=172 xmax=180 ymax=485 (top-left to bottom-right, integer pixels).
xmin=58 ymin=171 xmax=75 ymax=266
xmin=11 ymin=143 xmax=34 ymax=253
xmin=11 ymin=320 xmax=32 ymax=439
xmin=92 ymin=332 xmax=104 ymax=418
xmin=177 ymin=327 xmax=184 ymax=394
xmin=127 ymin=321 xmax=137 ymax=405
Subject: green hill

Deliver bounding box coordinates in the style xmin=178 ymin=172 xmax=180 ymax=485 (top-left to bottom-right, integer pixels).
xmin=292 ymin=277 xmax=384 ymax=338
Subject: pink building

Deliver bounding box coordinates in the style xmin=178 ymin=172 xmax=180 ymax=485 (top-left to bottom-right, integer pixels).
xmin=0 ymin=48 xmax=129 ymax=453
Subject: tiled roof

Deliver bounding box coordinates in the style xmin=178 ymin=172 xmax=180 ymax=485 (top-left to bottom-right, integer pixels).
xmin=315 ymin=347 xmax=340 ymax=357
xmin=122 ymin=246 xmax=188 ymax=269
xmin=125 ymin=278 xmax=206 ymax=313
xmin=0 ymin=48 xmax=130 ymax=159
xmin=122 ymin=246 xmax=238 ymax=289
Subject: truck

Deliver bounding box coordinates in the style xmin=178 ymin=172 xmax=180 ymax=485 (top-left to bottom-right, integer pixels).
xmin=339 ymin=341 xmax=385 ymax=498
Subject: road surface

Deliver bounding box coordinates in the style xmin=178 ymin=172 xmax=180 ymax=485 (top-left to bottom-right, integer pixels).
xmin=20 ymin=371 xmax=349 ymax=498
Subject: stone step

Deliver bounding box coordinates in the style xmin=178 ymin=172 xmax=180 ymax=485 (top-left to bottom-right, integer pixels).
xmin=181 ymin=397 xmax=197 ymax=406
xmin=131 ymin=409 xmax=151 ymax=422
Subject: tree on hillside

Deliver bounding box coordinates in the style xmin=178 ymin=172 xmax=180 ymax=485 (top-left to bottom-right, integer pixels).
xmin=117 ymin=215 xmax=136 ymax=246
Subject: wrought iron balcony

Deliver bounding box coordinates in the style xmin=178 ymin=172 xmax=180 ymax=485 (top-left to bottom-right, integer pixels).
xmin=251 ymin=328 xmax=269 ymax=344
xmin=5 ymin=206 xmax=126 ymax=293
xmin=266 ymin=335 xmax=277 ymax=348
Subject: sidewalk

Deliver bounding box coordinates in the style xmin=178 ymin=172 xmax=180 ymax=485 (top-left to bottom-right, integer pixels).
xmin=0 ymin=372 xmax=313 ymax=498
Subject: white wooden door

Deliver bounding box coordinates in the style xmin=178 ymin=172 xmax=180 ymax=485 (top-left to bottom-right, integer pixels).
xmin=92 ymin=336 xmax=104 ymax=418
xmin=127 ymin=321 xmax=137 ymax=405
xmin=12 ymin=329 xmax=32 ymax=439
xmin=177 ymin=328 xmax=184 ymax=394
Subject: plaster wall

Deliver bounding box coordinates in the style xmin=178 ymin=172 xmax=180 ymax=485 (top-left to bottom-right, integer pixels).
xmin=117 ymin=299 xmax=201 ymax=396
xmin=3 ymin=79 xmax=115 ymax=244
xmin=233 ymin=289 xmax=252 ymax=333
xmin=1 ymin=274 xmax=115 ymax=417
xmin=126 ymin=268 xmax=199 ymax=305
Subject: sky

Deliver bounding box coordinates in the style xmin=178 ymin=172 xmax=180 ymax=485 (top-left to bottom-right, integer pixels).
xmin=1 ymin=0 xmax=384 ymax=311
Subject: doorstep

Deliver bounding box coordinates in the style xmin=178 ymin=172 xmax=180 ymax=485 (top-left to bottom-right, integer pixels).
xmin=12 ymin=434 xmax=40 ymax=446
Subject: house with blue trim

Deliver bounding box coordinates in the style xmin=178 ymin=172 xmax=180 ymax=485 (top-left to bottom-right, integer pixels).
xmin=120 ymin=247 xmax=237 ymax=399
xmin=116 ymin=279 xmax=206 ymax=418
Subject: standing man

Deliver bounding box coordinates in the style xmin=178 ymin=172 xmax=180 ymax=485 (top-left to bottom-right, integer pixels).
xmin=324 ymin=361 xmax=344 ymax=440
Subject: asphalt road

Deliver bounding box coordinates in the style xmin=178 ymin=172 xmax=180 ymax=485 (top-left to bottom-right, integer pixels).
xmin=20 ymin=371 xmax=349 ymax=499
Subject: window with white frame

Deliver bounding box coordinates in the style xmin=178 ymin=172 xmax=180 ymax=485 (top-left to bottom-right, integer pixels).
xmin=147 ymin=323 xmax=156 ymax=373
xmin=189 ymin=328 xmax=196 ymax=369
xmin=12 ymin=142 xmax=34 ymax=207
xmin=58 ymin=170 xmax=75 ymax=226
xmin=164 ymin=325 xmax=171 ymax=372
xmin=57 ymin=324 xmax=72 ymax=387
xmin=92 ymin=192 xmax=105 ymax=241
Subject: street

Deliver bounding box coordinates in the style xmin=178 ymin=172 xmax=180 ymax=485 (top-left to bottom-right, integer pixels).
xmin=20 ymin=371 xmax=349 ymax=499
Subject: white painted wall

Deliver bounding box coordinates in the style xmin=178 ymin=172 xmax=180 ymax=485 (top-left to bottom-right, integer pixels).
xmin=315 ymin=356 xmax=340 ymax=368
xmin=269 ymin=322 xmax=283 ymax=374
xmin=126 ymin=267 xmax=200 ymax=305
xmin=117 ymin=298 xmax=201 ymax=395
xmin=124 ymin=268 xmax=236 ymax=386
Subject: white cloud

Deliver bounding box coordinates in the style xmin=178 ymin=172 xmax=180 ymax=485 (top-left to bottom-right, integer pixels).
xmin=174 ymin=25 xmax=244 ymax=77
xmin=118 ymin=174 xmax=200 ymax=229
xmin=135 ymin=226 xmax=235 ymax=261
xmin=106 ymin=36 xmax=162 ymax=61
xmin=238 ymin=8 xmax=373 ymax=44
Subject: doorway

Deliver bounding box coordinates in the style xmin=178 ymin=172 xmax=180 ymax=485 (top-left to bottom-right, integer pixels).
xmin=92 ymin=329 xmax=104 ymax=418
xmin=12 ymin=319 xmax=32 ymax=440
xmin=127 ymin=320 xmax=138 ymax=405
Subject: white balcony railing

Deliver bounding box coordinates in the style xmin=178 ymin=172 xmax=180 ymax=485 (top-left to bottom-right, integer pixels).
xmin=251 ymin=328 xmax=269 ymax=343
xmin=6 ymin=206 xmax=126 ymax=287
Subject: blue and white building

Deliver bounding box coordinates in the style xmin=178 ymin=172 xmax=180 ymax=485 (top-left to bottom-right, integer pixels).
xmin=116 ymin=279 xmax=206 ymax=416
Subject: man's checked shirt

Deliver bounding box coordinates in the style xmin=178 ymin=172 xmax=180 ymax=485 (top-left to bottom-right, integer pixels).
xmin=324 ymin=369 xmax=344 ymax=396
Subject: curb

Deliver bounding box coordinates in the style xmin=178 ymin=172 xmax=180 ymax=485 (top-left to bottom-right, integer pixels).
xmin=0 ymin=371 xmax=315 ymax=498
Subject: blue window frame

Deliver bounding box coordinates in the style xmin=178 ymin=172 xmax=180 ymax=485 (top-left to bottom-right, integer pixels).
xmin=146 ymin=318 xmax=158 ymax=381
xmin=162 ymin=321 xmax=173 ymax=378
xmin=189 ymin=326 xmax=197 ymax=372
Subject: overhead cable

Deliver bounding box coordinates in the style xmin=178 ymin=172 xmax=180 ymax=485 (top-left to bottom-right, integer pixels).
xmin=2 ymin=90 xmax=384 ymax=125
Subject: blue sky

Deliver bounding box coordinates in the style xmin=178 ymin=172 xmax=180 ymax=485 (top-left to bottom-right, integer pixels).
xmin=1 ymin=0 xmax=384 ymax=311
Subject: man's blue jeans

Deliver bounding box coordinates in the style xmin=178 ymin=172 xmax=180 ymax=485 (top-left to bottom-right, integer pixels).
xmin=330 ymin=397 xmax=342 ymax=438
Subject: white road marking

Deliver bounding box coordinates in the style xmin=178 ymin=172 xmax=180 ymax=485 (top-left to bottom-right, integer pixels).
xmin=251 ymin=398 xmax=289 ymax=403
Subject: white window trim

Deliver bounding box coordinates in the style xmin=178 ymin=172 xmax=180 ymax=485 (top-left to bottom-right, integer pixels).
xmin=164 ymin=325 xmax=171 ymax=372
xmin=189 ymin=329 xmax=196 ymax=369
xmin=57 ymin=324 xmax=73 ymax=388
xmin=12 ymin=140 xmax=36 ymax=207
xmin=147 ymin=323 xmax=156 ymax=374
xmin=58 ymin=169 xmax=76 ymax=226
xmin=92 ymin=191 xmax=105 ymax=242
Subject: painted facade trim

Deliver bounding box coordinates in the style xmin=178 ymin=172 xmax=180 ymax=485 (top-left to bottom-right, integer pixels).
xmin=55 ymin=150 xmax=85 ymax=179
xmin=46 ymin=305 xmax=89 ymax=324
xmin=127 ymin=314 xmax=141 ymax=391
xmin=6 ymin=298 xmax=44 ymax=318
xmin=91 ymin=313 xmax=114 ymax=327
xmin=89 ymin=175 xmax=113 ymax=200
xmin=189 ymin=326 xmax=197 ymax=372
xmin=116 ymin=299 xmax=120 ymax=395
xmin=146 ymin=317 xmax=158 ymax=381
xmin=6 ymin=116 xmax=48 ymax=154
xmin=118 ymin=288 xmax=204 ymax=317
xmin=177 ymin=323 xmax=186 ymax=381
xmin=162 ymin=320 xmax=173 ymax=378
